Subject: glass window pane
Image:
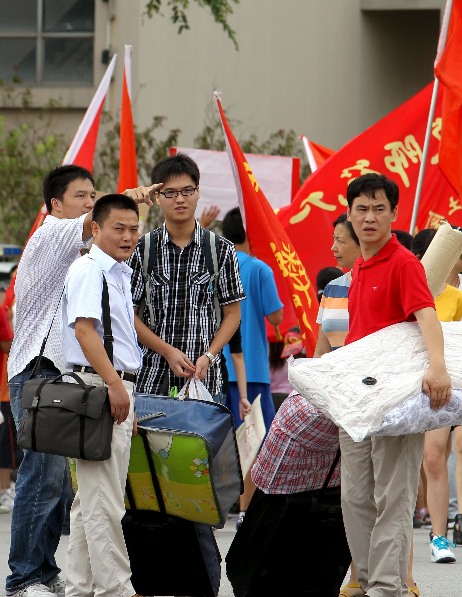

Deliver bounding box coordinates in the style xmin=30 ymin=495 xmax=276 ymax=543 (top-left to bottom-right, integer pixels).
xmin=43 ymin=0 xmax=94 ymax=32
xmin=43 ymin=38 xmax=93 ymax=83
xmin=0 ymin=39 xmax=36 ymax=82
xmin=0 ymin=0 xmax=37 ymax=33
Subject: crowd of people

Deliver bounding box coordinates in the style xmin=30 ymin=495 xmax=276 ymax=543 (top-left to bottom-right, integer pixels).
xmin=1 ymin=159 xmax=461 ymax=597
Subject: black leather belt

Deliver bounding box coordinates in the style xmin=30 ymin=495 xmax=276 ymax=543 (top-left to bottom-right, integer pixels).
xmin=72 ymin=365 xmax=136 ymax=384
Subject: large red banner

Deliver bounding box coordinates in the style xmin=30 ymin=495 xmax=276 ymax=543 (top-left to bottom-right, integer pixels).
xmin=434 ymin=0 xmax=462 ymax=200
xmin=279 ymin=82 xmax=462 ymax=283
xmin=214 ymin=94 xmax=319 ymax=355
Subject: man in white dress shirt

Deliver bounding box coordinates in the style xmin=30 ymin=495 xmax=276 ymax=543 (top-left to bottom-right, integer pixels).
xmin=62 ymin=193 xmax=142 ymax=597
xmin=6 ymin=165 xmax=158 ymax=597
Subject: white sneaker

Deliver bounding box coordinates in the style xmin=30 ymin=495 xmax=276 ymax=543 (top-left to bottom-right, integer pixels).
xmin=10 ymin=583 xmax=54 ymax=596
xmin=430 ymin=535 xmax=456 ymax=563
xmin=46 ymin=577 xmax=65 ymax=597
xmin=0 ymin=489 xmax=14 ymax=512
xmin=236 ymin=511 xmax=246 ymax=530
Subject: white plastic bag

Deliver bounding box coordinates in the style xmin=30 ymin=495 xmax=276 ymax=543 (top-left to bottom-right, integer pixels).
xmin=288 ymin=320 xmax=462 ymax=442
xmin=235 ymin=394 xmax=266 ymax=478
xmin=177 ymin=378 xmax=214 ymax=402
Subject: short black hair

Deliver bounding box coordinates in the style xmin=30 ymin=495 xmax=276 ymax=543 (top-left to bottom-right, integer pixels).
xmin=151 ymin=152 xmax=200 ymax=186
xmin=43 ymin=164 xmax=94 ymax=213
xmin=392 ymin=229 xmax=413 ymax=250
xmin=332 ymin=212 xmax=359 ymax=245
xmin=411 ymin=228 xmax=437 ymax=260
xmin=316 ymin=267 xmax=343 ymax=300
xmin=346 ymin=173 xmax=399 ymax=210
xmin=222 ymin=207 xmax=246 ymax=244
xmin=92 ymin=194 xmax=139 ymax=226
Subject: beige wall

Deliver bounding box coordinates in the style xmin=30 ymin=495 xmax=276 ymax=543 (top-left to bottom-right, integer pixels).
xmin=0 ymin=0 xmax=447 ymax=156
xmin=112 ymin=0 xmax=445 ymax=151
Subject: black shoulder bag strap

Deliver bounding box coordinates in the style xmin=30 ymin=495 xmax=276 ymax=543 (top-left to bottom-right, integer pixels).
xmin=139 ymin=231 xmax=155 ymax=325
xmin=322 ymin=447 xmax=341 ymax=490
xmin=31 ymin=287 xmax=65 ymax=378
xmin=32 ymin=275 xmax=114 ymax=378
xmin=101 ymin=276 xmax=114 ymax=364
xmin=203 ymin=228 xmax=222 ymax=328
xmin=79 ymin=257 xmax=114 ymax=365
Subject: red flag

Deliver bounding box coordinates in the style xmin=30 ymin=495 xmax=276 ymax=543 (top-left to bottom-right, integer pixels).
xmin=62 ymin=54 xmax=117 ymax=172
xmin=279 ymin=82 xmax=460 ymax=284
xmin=300 ymin=135 xmax=336 ymax=172
xmin=434 ymin=0 xmax=462 ymax=199
xmin=7 ymin=56 xmax=119 ymax=304
xmin=117 ymin=45 xmax=138 ymax=192
xmin=213 ymin=92 xmax=319 ymax=356
xmin=34 ymin=55 xmax=118 ymax=226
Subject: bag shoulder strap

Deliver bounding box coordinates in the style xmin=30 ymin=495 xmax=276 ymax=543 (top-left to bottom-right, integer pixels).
xmin=32 ymin=266 xmax=113 ymax=376
xmin=101 ymin=275 xmax=114 ymax=365
xmin=139 ymin=227 xmax=222 ymax=328
xmin=86 ymin=256 xmax=114 ymax=365
xmin=139 ymin=231 xmax=156 ymax=325
xmin=203 ymin=228 xmax=222 ymax=328
xmin=322 ymin=447 xmax=341 ymax=489
xmin=31 ymin=286 xmax=65 ymax=377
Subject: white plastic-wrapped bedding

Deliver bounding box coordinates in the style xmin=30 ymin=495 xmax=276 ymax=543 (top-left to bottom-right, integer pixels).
xmin=288 ymin=320 xmax=462 ymax=442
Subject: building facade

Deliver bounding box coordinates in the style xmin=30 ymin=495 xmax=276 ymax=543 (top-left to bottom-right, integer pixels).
xmin=0 ymin=0 xmax=447 ymax=155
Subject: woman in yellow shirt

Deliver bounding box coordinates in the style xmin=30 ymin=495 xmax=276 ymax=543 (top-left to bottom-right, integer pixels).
xmin=411 ymin=228 xmax=462 ymax=563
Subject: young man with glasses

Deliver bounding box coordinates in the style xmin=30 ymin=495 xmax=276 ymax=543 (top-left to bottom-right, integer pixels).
xmin=128 ymin=152 xmax=245 ymax=403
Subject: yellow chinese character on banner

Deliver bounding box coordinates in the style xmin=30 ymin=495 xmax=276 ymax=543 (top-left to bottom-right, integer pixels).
xmin=449 ymin=197 xmax=462 ymax=216
xmin=270 ymin=241 xmax=313 ymax=310
xmin=383 ymin=135 xmax=421 ymax=188
xmin=289 ymin=192 xmax=335 ymax=225
xmin=340 ymin=160 xmax=378 ymax=180
xmin=431 ymin=117 xmax=442 ymax=165
xmin=289 ymin=192 xmax=348 ymax=225
xmin=243 ymin=162 xmax=259 ymax=192
xmin=425 ymin=211 xmax=446 ymax=229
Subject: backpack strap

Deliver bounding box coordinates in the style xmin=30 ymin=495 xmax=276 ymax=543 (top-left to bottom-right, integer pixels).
xmin=203 ymin=228 xmax=222 ymax=328
xmin=139 ymin=231 xmax=155 ymax=325
xmin=140 ymin=227 xmax=222 ymax=329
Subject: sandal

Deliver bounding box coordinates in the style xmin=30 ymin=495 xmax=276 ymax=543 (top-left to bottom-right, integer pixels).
xmin=339 ymin=582 xmax=366 ymax=597
xmin=407 ymin=584 xmax=420 ymax=596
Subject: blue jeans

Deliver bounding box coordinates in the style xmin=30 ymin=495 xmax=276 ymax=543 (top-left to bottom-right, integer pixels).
xmin=6 ymin=368 xmax=70 ymax=594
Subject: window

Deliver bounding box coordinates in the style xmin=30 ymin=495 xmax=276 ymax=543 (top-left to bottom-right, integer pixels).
xmin=0 ymin=0 xmax=95 ymax=86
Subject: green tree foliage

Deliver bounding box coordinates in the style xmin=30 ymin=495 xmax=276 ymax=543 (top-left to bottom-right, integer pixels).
xmin=0 ymin=83 xmax=308 ymax=245
xmin=0 ymin=84 xmax=68 ymax=246
xmin=144 ymin=0 xmax=239 ymax=50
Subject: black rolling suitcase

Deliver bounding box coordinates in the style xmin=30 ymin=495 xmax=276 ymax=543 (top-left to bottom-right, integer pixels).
xmin=226 ymin=449 xmax=351 ymax=597
xmin=122 ymin=430 xmax=222 ymax=597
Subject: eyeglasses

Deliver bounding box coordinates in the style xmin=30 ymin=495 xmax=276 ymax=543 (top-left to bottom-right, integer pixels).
xmin=157 ymin=186 xmax=198 ymax=199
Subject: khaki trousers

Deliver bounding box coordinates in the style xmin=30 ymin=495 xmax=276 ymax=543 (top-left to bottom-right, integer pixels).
xmin=65 ymin=373 xmax=135 ymax=597
xmin=339 ymin=429 xmax=424 ymax=597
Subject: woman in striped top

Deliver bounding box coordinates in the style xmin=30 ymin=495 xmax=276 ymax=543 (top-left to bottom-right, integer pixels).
xmin=314 ymin=213 xmax=360 ymax=356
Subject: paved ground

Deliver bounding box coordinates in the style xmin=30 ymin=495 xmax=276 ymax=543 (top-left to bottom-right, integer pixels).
xmin=1 ymin=510 xmax=462 ymax=596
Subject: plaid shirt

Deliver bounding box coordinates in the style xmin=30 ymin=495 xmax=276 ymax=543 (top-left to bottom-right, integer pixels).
xmin=128 ymin=221 xmax=245 ymax=395
xmin=251 ymin=392 xmax=340 ymax=494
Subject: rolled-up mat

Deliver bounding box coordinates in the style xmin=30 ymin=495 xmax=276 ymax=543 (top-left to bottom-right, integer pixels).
xmin=421 ymin=221 xmax=462 ymax=296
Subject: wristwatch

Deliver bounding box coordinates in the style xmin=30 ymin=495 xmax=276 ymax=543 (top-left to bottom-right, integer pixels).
xmin=204 ymin=351 xmax=218 ymax=365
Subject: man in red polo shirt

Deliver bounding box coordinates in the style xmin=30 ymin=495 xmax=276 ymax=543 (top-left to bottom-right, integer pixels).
xmin=339 ymin=173 xmax=452 ymax=597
